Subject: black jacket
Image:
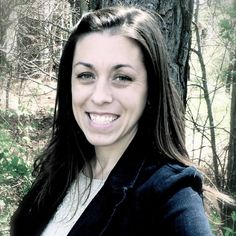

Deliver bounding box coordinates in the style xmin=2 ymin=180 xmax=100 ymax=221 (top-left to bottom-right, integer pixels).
xmin=11 ymin=132 xmax=213 ymax=235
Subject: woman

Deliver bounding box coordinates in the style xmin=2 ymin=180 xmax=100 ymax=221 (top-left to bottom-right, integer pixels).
xmin=11 ymin=4 xmax=218 ymax=236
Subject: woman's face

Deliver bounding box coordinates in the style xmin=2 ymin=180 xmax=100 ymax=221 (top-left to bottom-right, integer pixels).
xmin=71 ymin=32 xmax=147 ymax=151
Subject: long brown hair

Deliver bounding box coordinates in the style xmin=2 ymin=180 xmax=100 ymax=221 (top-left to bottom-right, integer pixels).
xmin=11 ymin=4 xmax=234 ymax=236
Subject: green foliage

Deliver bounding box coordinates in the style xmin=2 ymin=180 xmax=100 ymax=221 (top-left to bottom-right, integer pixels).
xmin=218 ymin=6 xmax=236 ymax=44
xmin=223 ymin=212 xmax=236 ymax=236
xmin=219 ymin=19 xmax=235 ymax=43
xmin=0 ymin=124 xmax=32 ymax=235
xmin=0 ymin=110 xmax=52 ymax=235
xmin=0 ymin=128 xmax=31 ymax=186
xmin=219 ymin=19 xmax=233 ymax=40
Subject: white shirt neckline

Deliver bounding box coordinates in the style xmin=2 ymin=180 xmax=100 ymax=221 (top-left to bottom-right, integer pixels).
xmin=41 ymin=172 xmax=106 ymax=236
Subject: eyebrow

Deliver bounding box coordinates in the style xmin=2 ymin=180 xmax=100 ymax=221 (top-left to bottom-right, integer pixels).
xmin=73 ymin=62 xmax=94 ymax=69
xmin=73 ymin=61 xmax=135 ymax=70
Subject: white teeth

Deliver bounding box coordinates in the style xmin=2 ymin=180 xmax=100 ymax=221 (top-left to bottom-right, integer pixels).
xmin=89 ymin=113 xmax=118 ymax=125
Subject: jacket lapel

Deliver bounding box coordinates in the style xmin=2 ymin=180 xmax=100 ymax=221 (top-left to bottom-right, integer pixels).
xmin=68 ymin=131 xmax=150 ymax=235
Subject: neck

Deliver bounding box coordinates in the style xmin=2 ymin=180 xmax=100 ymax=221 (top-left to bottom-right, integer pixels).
xmin=90 ymin=129 xmax=137 ymax=179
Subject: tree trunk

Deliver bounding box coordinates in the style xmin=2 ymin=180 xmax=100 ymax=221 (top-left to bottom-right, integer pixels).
xmin=0 ymin=0 xmax=9 ymax=69
xmin=223 ymin=47 xmax=236 ymax=230
xmin=227 ymin=49 xmax=236 ymax=195
xmin=87 ymin=0 xmax=194 ymax=104
xmin=223 ymin=0 xmax=236 ymax=229
xmin=68 ymin=0 xmax=81 ymax=25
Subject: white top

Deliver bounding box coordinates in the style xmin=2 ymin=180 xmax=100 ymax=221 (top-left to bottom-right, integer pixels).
xmin=41 ymin=172 xmax=106 ymax=236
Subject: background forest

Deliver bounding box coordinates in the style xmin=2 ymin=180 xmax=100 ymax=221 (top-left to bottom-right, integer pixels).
xmin=0 ymin=0 xmax=235 ymax=235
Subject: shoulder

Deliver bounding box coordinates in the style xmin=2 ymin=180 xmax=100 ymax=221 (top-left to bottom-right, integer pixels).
xmin=138 ymin=161 xmax=203 ymax=199
xmin=138 ymin=162 xmax=213 ymax=235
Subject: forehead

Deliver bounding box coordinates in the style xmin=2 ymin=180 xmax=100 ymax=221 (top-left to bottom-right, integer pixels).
xmin=73 ymin=32 xmax=144 ymax=64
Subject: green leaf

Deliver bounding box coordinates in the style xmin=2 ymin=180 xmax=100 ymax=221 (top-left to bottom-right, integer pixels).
xmin=224 ymin=227 xmax=234 ymax=233
xmin=219 ymin=19 xmax=231 ymax=31
xmin=231 ymin=211 xmax=236 ymax=222
xmin=11 ymin=156 xmax=19 ymax=166
xmin=225 ymin=231 xmax=230 ymax=236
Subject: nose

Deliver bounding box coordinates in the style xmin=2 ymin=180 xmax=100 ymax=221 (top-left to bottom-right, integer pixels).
xmin=91 ymin=79 xmax=113 ymax=105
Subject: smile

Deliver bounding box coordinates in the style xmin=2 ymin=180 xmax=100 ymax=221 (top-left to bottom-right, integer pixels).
xmin=88 ymin=113 xmax=119 ymax=125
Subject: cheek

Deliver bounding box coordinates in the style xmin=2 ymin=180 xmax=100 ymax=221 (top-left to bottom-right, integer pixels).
xmin=71 ymin=88 xmax=84 ymax=121
xmin=136 ymin=93 xmax=148 ymax=118
xmin=135 ymin=87 xmax=148 ymax=107
xmin=71 ymin=95 xmax=83 ymax=128
xmin=125 ymin=92 xmax=147 ymax=116
xmin=72 ymin=92 xmax=79 ymax=106
xmin=71 ymin=85 xmax=85 ymax=106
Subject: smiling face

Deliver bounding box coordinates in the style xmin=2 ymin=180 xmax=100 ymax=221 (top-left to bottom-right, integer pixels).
xmin=71 ymin=32 xmax=147 ymax=155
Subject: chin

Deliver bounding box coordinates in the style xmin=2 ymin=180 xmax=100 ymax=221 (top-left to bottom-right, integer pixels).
xmin=89 ymin=141 xmax=113 ymax=147
xmin=86 ymin=137 xmax=114 ymax=147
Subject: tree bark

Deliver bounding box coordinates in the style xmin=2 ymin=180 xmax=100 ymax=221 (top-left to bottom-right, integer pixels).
xmin=224 ymin=46 xmax=236 ymax=230
xmin=227 ymin=50 xmax=236 ymax=194
xmin=68 ymin=0 xmax=81 ymax=25
xmin=88 ymin=0 xmax=194 ymax=103
xmin=222 ymin=0 xmax=236 ymax=229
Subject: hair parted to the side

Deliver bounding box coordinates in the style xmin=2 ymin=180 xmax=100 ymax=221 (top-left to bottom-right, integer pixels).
xmin=33 ymin=5 xmax=191 ymax=205
xmin=71 ymin=5 xmax=189 ymax=162
xmin=12 ymin=5 xmax=234 ymax=232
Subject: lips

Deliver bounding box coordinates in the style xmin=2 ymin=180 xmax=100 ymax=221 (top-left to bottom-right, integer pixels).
xmin=88 ymin=113 xmax=119 ymax=125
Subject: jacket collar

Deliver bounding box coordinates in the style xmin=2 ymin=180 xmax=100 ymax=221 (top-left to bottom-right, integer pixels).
xmin=105 ymin=129 xmax=152 ymax=190
xmin=68 ymin=130 xmax=154 ymax=236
